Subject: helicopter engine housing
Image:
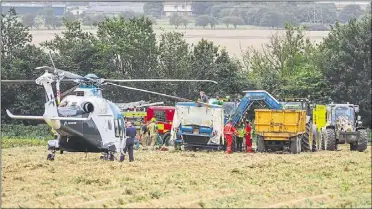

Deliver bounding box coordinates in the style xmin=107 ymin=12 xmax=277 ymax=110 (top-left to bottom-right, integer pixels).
xmin=82 ymin=102 xmax=94 ymax=113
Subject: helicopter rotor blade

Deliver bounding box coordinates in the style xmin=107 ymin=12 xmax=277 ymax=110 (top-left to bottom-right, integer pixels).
xmin=1 ymin=80 xmax=36 ymax=84
xmin=104 ymin=79 xmax=218 ymax=84
xmin=1 ymin=79 xmax=76 ymax=84
xmin=35 ymin=66 xmax=84 ymax=80
xmin=106 ymin=82 xmax=193 ymax=102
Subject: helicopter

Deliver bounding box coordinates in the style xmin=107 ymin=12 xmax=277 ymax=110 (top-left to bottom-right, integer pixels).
xmin=2 ymin=65 xmax=217 ymax=161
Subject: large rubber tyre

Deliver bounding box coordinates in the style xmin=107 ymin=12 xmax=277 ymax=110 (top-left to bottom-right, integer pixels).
xmin=325 ymin=128 xmax=337 ymax=151
xmin=302 ymin=122 xmax=311 ymax=151
xmin=257 ymin=136 xmax=265 ymax=153
xmin=290 ymin=136 xmax=301 ymax=154
xmin=351 ymin=129 xmax=368 ymax=152
xmin=162 ymin=132 xmax=171 ymax=146
xmin=320 ymin=129 xmax=326 ymax=150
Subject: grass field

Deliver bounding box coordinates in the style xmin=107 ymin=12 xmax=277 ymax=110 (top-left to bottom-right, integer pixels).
xmin=29 ymin=28 xmax=329 ymax=59
xmin=1 ymin=144 xmax=371 ymax=208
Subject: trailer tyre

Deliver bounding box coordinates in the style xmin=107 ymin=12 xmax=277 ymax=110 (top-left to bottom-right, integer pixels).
xmin=301 ymin=122 xmax=312 ymax=151
xmin=257 ymin=136 xmax=265 ymax=153
xmin=290 ymin=136 xmax=301 ymax=154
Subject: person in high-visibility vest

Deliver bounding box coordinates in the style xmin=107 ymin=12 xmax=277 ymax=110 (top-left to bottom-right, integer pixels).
xmin=237 ymin=122 xmax=245 ymax=152
xmin=224 ymin=118 xmax=238 ymax=154
xmin=147 ymin=117 xmax=158 ymax=150
xmin=245 ymin=120 xmax=253 ymax=153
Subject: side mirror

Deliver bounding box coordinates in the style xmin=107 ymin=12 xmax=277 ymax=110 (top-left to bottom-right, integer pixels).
xmin=357 ymin=115 xmax=361 ymax=121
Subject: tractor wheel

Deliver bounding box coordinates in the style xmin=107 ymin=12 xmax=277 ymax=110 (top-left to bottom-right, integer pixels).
xmin=162 ymin=132 xmax=171 ymax=146
xmin=325 ymin=128 xmax=337 ymax=151
xmin=257 ymin=136 xmax=265 ymax=153
xmin=301 ymin=122 xmax=311 ymax=151
xmin=351 ymin=129 xmax=368 ymax=152
xmin=320 ymin=129 xmax=326 ymax=150
xmin=290 ymin=136 xmax=301 ymax=154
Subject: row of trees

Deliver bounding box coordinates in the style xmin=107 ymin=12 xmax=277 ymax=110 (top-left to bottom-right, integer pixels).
xmin=2 ymin=8 xmax=371 ymax=130
xmin=155 ymin=2 xmax=370 ymax=29
xmin=19 ymin=2 xmax=369 ymax=30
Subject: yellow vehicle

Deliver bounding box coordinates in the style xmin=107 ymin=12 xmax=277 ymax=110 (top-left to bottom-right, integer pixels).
xmin=254 ymin=109 xmax=307 ymax=154
xmin=122 ymin=111 xmax=147 ymax=134
xmin=312 ymin=104 xmax=327 ymax=149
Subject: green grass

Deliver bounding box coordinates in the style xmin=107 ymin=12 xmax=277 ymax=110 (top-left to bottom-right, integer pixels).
xmin=1 ymin=138 xmax=48 ymax=149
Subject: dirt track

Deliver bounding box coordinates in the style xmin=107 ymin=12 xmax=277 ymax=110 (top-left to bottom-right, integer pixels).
xmin=1 ymin=144 xmax=371 ymax=208
xmin=30 ymin=28 xmax=329 ymax=58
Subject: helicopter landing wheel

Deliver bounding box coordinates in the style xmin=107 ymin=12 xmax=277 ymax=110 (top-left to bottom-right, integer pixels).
xmin=119 ymin=153 xmax=125 ymax=162
xmin=108 ymin=153 xmax=115 ymax=161
xmin=47 ymin=152 xmax=55 ymax=161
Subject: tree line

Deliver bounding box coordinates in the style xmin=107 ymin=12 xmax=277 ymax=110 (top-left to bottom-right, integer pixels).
xmin=17 ymin=2 xmax=370 ymax=30
xmin=149 ymin=2 xmax=370 ymax=30
xmin=1 ymin=8 xmax=371 ymax=132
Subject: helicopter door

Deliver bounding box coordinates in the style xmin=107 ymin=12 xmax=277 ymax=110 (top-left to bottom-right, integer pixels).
xmin=114 ymin=119 xmax=119 ymax=137
xmin=114 ymin=119 xmax=123 ymax=137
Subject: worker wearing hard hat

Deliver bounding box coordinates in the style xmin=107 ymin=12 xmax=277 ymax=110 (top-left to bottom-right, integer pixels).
xmin=147 ymin=117 xmax=158 ymax=150
xmin=224 ymin=118 xmax=238 ymax=154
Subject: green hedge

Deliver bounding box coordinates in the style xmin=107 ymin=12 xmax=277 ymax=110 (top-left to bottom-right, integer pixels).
xmin=1 ymin=137 xmax=48 ymax=148
xmin=1 ymin=124 xmax=53 ymax=139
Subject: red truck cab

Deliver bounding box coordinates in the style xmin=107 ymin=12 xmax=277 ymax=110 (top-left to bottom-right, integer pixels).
xmin=144 ymin=106 xmax=175 ymax=144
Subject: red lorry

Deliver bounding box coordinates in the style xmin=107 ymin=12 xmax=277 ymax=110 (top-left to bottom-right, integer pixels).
xmin=143 ymin=106 xmax=176 ymax=145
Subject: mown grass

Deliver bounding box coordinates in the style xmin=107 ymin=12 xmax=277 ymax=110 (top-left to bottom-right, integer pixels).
xmin=1 ymin=144 xmax=371 ymax=208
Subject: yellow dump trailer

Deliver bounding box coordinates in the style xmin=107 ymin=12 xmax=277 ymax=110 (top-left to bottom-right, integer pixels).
xmin=255 ymin=109 xmax=307 ymax=154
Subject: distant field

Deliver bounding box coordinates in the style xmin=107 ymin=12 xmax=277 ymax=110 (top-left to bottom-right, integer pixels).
xmin=1 ymin=144 xmax=371 ymax=208
xmin=29 ymin=28 xmax=329 ymax=59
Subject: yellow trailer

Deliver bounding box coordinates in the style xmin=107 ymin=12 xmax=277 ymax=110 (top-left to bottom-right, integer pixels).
xmin=255 ymin=109 xmax=307 ymax=154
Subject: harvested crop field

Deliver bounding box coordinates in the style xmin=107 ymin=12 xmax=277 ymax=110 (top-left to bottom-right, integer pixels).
xmin=30 ymin=28 xmax=329 ymax=58
xmin=1 ymin=144 xmax=371 ymax=208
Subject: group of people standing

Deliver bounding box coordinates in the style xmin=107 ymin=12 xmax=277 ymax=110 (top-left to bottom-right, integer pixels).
xmin=224 ymin=118 xmax=253 ymax=154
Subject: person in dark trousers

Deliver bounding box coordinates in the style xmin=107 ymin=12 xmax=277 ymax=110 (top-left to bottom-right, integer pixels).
xmin=124 ymin=121 xmax=137 ymax=162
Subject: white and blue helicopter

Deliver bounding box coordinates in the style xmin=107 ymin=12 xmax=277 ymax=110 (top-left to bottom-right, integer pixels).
xmin=2 ymin=65 xmax=217 ymax=161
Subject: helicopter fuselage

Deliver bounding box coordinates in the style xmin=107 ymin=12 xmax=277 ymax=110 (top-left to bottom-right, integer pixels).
xmin=54 ymin=86 xmax=126 ymax=153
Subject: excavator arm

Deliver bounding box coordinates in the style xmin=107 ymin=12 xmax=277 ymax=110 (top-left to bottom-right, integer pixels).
xmin=228 ymin=90 xmax=282 ymax=126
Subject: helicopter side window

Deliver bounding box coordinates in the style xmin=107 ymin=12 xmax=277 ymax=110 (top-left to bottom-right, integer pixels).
xmin=118 ymin=119 xmax=123 ymax=137
xmin=108 ymin=120 xmax=112 ymax=130
xmin=114 ymin=119 xmax=123 ymax=137
xmin=114 ymin=119 xmax=119 ymax=137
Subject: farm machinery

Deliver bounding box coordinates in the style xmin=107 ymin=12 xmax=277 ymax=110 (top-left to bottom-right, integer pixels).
xmin=278 ymin=98 xmax=327 ymax=152
xmin=320 ymin=103 xmax=368 ymax=152
xmin=169 ymin=90 xmax=310 ymax=153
